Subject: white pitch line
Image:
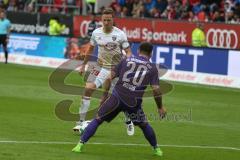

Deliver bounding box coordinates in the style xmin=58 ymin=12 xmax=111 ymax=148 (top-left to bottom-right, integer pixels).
xmin=0 ymin=140 xmax=239 ymax=151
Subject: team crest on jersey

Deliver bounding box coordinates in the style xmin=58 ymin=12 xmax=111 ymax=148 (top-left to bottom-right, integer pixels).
xmin=112 ymin=36 xmax=117 ymax=41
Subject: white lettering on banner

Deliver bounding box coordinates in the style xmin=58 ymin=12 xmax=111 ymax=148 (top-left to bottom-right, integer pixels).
xmin=11 ymin=23 xmax=70 ymax=35
xmin=8 ymin=36 xmax=40 ymax=50
xmin=142 ymin=28 xmax=187 ymax=43
xmin=156 ymin=47 xmax=169 ymax=64
xmin=122 ymin=27 xmax=141 ymax=39
xmin=155 ymin=47 xmax=204 ymax=72
xmin=206 ymin=29 xmax=238 ymax=49
xmin=172 ymin=48 xmax=185 ymax=70
xmin=188 ymin=50 xmax=204 ymax=73
xmin=11 ymin=24 xmax=35 ymax=34
xmin=36 ymin=24 xmax=48 ymax=33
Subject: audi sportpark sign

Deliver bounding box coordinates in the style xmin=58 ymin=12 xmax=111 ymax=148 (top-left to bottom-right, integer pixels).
xmin=73 ymin=16 xmax=240 ymax=50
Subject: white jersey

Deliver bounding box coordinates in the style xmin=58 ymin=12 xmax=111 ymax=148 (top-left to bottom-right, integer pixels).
xmin=90 ymin=26 xmax=129 ymax=68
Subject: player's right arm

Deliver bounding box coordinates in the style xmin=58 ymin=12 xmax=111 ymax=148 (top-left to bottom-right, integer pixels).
xmin=79 ymin=29 xmax=97 ymax=75
xmin=79 ymin=44 xmax=94 ymax=75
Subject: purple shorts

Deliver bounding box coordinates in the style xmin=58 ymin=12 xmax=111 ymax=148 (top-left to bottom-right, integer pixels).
xmin=97 ymin=94 xmax=147 ymax=125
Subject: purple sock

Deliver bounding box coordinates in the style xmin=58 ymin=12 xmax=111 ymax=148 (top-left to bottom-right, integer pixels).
xmin=81 ymin=119 xmax=102 ymax=143
xmin=139 ymin=123 xmax=158 ymax=148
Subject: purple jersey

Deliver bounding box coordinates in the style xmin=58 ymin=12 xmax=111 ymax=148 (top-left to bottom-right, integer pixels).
xmin=113 ymin=55 xmax=159 ymax=107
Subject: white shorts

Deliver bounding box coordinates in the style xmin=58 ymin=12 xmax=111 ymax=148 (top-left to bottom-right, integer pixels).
xmin=86 ymin=64 xmax=112 ymax=88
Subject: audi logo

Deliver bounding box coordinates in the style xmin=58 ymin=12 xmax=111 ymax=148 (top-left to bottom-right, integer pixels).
xmin=206 ymin=29 xmax=238 ymax=49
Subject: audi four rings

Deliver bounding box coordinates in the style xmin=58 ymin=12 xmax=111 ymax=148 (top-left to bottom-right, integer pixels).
xmin=206 ymin=28 xmax=238 ymax=49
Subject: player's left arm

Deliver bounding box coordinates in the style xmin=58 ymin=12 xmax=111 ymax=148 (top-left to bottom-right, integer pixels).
xmin=151 ymin=85 xmax=166 ymax=118
xmin=121 ymin=31 xmax=132 ymax=57
xmin=150 ymin=66 xmax=166 ymax=118
xmin=123 ymin=47 xmax=132 ymax=57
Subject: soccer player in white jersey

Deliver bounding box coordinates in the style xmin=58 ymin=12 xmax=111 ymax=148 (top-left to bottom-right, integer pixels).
xmin=73 ymin=8 xmax=134 ymax=135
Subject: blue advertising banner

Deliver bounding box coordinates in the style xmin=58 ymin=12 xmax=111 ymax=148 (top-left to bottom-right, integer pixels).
xmin=3 ymin=36 xmax=238 ymax=78
xmin=131 ymin=43 xmax=229 ymax=76
xmin=1 ymin=33 xmax=67 ymax=58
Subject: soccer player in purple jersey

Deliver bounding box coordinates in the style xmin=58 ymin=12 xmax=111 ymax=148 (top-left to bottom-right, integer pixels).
xmin=72 ymin=42 xmax=167 ymax=156
xmin=74 ymin=8 xmax=134 ymax=136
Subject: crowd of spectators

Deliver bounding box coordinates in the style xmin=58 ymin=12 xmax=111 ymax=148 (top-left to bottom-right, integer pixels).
xmin=109 ymin=0 xmax=240 ymax=24
xmin=0 ymin=0 xmax=240 ymax=24
xmin=0 ymin=0 xmax=82 ymax=14
xmin=37 ymin=0 xmax=83 ymax=14
xmin=0 ymin=0 xmax=35 ymax=12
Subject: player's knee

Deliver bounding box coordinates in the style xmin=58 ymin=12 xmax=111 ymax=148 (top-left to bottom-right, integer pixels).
xmin=85 ymin=82 xmax=96 ymax=90
xmin=84 ymin=83 xmax=96 ymax=96
xmin=137 ymin=122 xmax=148 ymax=128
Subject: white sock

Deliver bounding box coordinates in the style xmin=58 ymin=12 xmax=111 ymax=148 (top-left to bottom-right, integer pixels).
xmin=124 ymin=112 xmax=131 ymax=123
xmin=79 ymin=96 xmax=91 ymax=122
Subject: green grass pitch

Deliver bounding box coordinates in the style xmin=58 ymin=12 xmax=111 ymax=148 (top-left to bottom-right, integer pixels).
xmin=0 ymin=63 xmax=240 ymax=160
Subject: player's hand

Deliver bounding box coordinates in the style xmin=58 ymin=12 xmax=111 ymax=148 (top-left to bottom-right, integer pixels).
xmin=158 ymin=107 xmax=167 ymax=119
xmin=79 ymin=64 xmax=86 ymax=76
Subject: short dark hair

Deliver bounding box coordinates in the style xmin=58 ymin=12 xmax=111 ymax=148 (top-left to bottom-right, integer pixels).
xmin=139 ymin=42 xmax=153 ymax=56
xmin=102 ymin=8 xmax=114 ymax=16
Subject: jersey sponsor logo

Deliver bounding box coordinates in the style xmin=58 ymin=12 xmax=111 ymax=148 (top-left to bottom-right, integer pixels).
xmin=105 ymin=42 xmax=118 ymax=51
xmin=206 ymin=28 xmax=238 ymax=49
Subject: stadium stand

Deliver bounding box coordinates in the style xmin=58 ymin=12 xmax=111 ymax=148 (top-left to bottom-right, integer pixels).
xmin=0 ymin=0 xmax=239 ymax=23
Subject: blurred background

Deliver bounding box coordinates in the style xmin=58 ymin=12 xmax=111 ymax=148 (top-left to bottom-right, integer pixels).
xmin=0 ymin=2 xmax=240 ymax=160
xmin=0 ymin=0 xmax=240 ymax=88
